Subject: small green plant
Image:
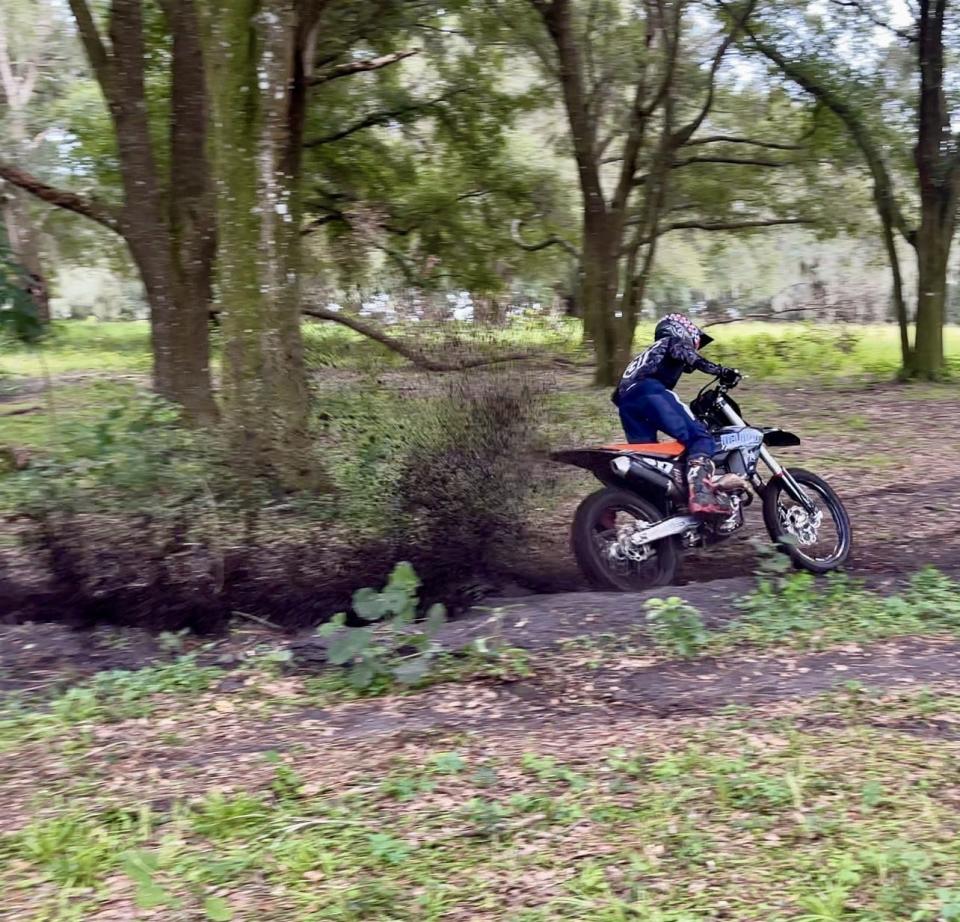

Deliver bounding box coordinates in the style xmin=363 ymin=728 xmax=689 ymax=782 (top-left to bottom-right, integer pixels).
xmin=461 ymin=796 xmax=512 ymax=839
xmin=17 ymin=813 xmax=119 ymax=886
xmin=937 ymin=889 xmax=960 ymax=921
xmin=428 ymin=751 xmax=467 ymax=775
xmin=122 ymin=849 xmax=178 ymax=910
xmin=317 ymin=562 xmax=447 ymax=690
xmin=189 ymin=792 xmax=271 ymax=840
xmin=379 ymin=773 xmax=436 ymax=801
xmin=796 ymin=886 xmax=850 ymax=921
xmin=264 ymin=752 xmax=304 ymax=800
xmin=367 ymin=832 xmax=411 ymax=866
xmin=645 ymin=597 xmax=707 ymax=658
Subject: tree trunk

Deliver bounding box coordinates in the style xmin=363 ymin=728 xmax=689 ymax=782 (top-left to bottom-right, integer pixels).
xmin=165 ymin=0 xmax=218 ymax=423
xmin=909 ymin=0 xmax=950 ymax=380
xmin=581 ymin=210 xmax=620 ymax=386
xmin=107 ymin=0 xmax=215 ymax=422
xmin=875 ymin=197 xmax=912 ymax=368
xmin=1 ymin=184 xmax=49 ymax=322
xmin=910 ymin=213 xmax=949 ymax=378
xmin=202 ymin=0 xmax=324 ymax=490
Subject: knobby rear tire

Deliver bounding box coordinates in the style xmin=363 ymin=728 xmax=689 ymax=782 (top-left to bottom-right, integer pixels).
xmin=571 ymin=487 xmax=679 ymax=591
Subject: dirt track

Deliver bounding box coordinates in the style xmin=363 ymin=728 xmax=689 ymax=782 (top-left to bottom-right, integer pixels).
xmin=1 ymin=376 xmax=958 ymax=693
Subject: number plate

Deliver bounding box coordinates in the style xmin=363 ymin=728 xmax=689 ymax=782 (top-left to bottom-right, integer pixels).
xmin=719 ymin=427 xmax=763 ymax=451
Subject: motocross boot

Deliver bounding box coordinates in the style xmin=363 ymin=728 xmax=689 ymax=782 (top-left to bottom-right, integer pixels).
xmin=687 ymin=457 xmax=733 ymax=517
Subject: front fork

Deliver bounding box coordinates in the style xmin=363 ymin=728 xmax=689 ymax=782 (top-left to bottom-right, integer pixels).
xmin=719 ymin=398 xmax=816 ymax=513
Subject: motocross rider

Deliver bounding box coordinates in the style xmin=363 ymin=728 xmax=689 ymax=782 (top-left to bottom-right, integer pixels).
xmin=612 ymin=313 xmax=741 ymax=516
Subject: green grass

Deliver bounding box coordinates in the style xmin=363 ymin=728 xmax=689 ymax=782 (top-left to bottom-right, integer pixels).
xmin=721 ymin=567 xmax=960 ymax=651
xmin=2 ymin=570 xmax=960 ymax=918
xmin=0 ymin=654 xmax=227 ymax=753
xmin=4 ymin=683 xmax=960 ymax=919
xmin=0 ymin=320 xmax=152 ymax=377
xmin=639 ymin=568 xmax=960 ymax=661
xmin=0 ymin=380 xmax=142 ymax=453
xmin=3 ymin=318 xmax=959 ymax=383
xmin=2 ymin=319 xmax=958 ymax=460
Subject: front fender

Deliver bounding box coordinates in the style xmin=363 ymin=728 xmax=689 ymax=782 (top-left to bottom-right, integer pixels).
xmin=762 ymin=428 xmax=801 ymax=448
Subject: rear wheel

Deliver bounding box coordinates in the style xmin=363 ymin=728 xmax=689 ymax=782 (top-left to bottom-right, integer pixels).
xmin=762 ymin=467 xmax=852 ymax=573
xmin=571 ymin=487 xmax=680 ymax=591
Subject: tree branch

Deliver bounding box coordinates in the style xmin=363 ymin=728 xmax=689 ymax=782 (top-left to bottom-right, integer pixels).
xmin=828 ymin=0 xmax=917 ymax=42
xmin=671 ymin=0 xmax=758 ymax=148
xmin=67 ymin=0 xmax=115 ymax=102
xmin=622 ymin=215 xmax=813 ymax=246
xmin=634 ymin=155 xmax=790 ymax=186
xmin=673 ymin=154 xmax=788 ymax=169
xmin=301 ymin=306 xmax=535 ymax=371
xmin=309 ymin=49 xmax=419 ymax=86
xmin=701 ymin=305 xmax=823 ymax=327
xmin=510 ymin=217 xmax=581 ymax=259
xmin=300 ymin=212 xmax=345 ymax=235
xmin=654 ymin=217 xmax=812 ymax=235
xmin=686 ymin=134 xmax=803 ymax=150
xmin=741 ymin=17 xmax=917 ymax=248
xmin=304 ymin=92 xmax=457 ymax=147
xmin=0 ymin=161 xmax=122 ymax=234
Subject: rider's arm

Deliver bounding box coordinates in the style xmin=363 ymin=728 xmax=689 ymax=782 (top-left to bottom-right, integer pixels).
xmin=667 ymin=336 xmax=724 ymax=376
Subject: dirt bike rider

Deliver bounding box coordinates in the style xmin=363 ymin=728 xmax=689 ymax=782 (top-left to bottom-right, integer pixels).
xmin=612 ymin=313 xmax=741 ymax=516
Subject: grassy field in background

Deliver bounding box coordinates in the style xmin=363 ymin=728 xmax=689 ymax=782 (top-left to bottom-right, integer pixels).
xmin=2 ymin=318 xmax=959 ymax=381
xmin=2 ymin=317 xmax=957 ymax=477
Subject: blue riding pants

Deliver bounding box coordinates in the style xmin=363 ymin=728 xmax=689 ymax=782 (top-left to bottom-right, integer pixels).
xmin=617 ymin=378 xmax=716 ymax=459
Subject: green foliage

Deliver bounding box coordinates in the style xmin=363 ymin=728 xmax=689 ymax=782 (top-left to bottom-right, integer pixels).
xmin=0 ymin=230 xmax=43 ymax=345
xmin=123 ymin=849 xmax=178 ymax=910
xmin=16 ymin=813 xmax=122 ymax=887
xmin=6 ymin=666 xmax=960 ymax=918
xmin=317 ymin=562 xmax=447 ymax=690
xmin=304 ymin=2 xmax=573 ymax=295
xmin=428 ymin=751 xmax=467 ymax=775
xmin=705 ymin=326 xmax=866 ymax=379
xmin=0 ymin=387 xmax=218 ymax=515
xmin=0 ymin=655 xmax=224 ymax=753
xmin=190 ymin=792 xmax=271 ymax=840
xmin=645 ymin=597 xmax=708 ymax=659
xmin=724 ymin=568 xmax=960 ymax=652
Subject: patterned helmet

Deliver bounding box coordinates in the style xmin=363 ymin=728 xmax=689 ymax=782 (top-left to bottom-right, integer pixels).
xmin=654 ymin=313 xmax=713 ymax=349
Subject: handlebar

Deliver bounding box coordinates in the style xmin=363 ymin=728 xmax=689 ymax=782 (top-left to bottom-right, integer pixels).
xmin=697 ymin=371 xmax=742 ymax=403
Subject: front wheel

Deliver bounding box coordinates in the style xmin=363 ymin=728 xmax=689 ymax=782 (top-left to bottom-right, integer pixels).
xmin=762 ymin=467 xmax=852 ymax=574
xmin=571 ymin=487 xmax=680 ymax=591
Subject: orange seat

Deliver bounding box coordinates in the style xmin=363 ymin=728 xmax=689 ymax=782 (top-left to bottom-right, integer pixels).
xmin=601 ymin=440 xmax=686 ymax=457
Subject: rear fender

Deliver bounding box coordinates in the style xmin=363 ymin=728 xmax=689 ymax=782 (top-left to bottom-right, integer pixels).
xmin=551 ymin=449 xmax=680 ymax=514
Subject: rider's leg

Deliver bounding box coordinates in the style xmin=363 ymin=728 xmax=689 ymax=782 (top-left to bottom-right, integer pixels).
xmin=629 ymin=382 xmax=731 ymax=516
xmin=617 ymin=397 xmax=659 ymax=444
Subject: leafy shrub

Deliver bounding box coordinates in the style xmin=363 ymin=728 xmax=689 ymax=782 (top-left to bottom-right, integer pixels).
xmin=387 ymin=370 xmax=546 ymax=594
xmin=1 ymin=364 xmax=546 ymax=629
xmin=317 ymin=561 xmax=447 ymax=690
xmin=645 ymin=596 xmax=708 ymax=659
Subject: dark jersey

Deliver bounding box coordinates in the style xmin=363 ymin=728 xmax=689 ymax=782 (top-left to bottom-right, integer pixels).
xmin=614 ymin=335 xmax=723 ymax=403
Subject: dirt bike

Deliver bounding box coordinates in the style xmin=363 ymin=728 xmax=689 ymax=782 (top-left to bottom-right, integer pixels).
xmin=553 ymin=376 xmax=852 ymax=590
